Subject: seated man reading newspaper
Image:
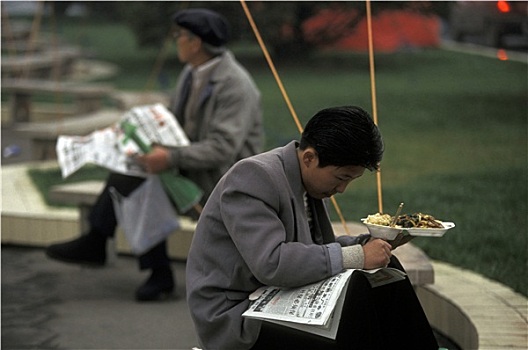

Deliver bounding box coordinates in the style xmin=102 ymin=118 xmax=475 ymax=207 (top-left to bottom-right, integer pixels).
xmin=186 ymin=106 xmax=439 ymax=349
xmin=46 ymin=8 xmax=263 ymax=302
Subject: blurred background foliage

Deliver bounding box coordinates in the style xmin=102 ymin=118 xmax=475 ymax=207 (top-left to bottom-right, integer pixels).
xmin=49 ymin=1 xmax=450 ymax=60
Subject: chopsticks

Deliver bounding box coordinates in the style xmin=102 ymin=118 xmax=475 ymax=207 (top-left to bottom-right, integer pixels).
xmin=390 ymin=202 xmax=404 ymax=227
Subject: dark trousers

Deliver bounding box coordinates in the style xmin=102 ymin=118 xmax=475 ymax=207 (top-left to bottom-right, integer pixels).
xmin=88 ymin=173 xmax=170 ymax=270
xmin=251 ymin=256 xmax=438 ymax=350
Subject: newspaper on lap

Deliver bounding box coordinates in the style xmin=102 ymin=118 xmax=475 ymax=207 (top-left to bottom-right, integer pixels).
xmin=56 ymin=104 xmax=189 ymax=178
xmin=242 ymin=267 xmax=406 ymax=339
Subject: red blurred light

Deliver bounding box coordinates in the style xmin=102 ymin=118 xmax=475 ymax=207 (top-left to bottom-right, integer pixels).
xmin=497 ymin=49 xmax=509 ymax=61
xmin=497 ymin=1 xmax=511 ymax=13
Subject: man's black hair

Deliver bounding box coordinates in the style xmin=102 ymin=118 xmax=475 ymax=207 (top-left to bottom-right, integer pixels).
xmin=299 ymin=106 xmax=384 ymax=171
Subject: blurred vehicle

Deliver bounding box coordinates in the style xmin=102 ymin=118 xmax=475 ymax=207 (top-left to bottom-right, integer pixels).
xmin=449 ymin=1 xmax=528 ymax=47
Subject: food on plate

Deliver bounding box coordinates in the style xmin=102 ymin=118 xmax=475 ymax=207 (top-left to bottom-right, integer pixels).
xmin=364 ymin=213 xmax=392 ymax=226
xmin=365 ymin=212 xmax=444 ymax=229
xmin=395 ymin=213 xmax=444 ymax=229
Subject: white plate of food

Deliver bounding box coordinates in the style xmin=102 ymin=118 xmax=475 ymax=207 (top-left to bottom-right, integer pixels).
xmin=361 ymin=221 xmax=403 ymax=240
xmin=403 ymin=222 xmax=455 ymax=237
xmin=361 ymin=213 xmax=455 ymax=239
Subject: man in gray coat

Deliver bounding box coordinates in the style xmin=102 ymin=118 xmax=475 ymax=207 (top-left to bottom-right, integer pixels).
xmin=186 ymin=106 xmax=438 ymax=349
xmin=46 ymin=8 xmax=263 ymax=301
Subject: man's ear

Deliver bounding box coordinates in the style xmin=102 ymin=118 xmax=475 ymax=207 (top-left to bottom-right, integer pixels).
xmin=302 ymin=148 xmax=318 ymax=168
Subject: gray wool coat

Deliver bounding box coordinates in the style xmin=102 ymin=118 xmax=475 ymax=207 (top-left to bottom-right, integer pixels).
xmin=186 ymin=141 xmax=367 ymax=350
xmin=167 ymin=50 xmax=263 ymax=204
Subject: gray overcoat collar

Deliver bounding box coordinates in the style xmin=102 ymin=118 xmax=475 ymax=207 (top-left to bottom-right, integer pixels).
xmin=279 ymin=141 xmax=335 ymax=244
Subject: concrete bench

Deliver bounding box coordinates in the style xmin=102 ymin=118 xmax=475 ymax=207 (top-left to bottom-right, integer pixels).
xmin=48 ymin=180 xmax=434 ymax=287
xmin=1 ymin=55 xmax=57 ymax=80
xmin=15 ymin=108 xmax=121 ymax=160
xmin=2 ymin=78 xmax=114 ymax=123
xmin=1 ymin=47 xmax=83 ymax=78
xmin=1 ymin=39 xmax=43 ymax=55
xmin=1 ymin=21 xmax=31 ymax=42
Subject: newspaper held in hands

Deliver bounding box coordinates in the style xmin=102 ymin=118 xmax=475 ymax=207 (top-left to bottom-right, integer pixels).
xmin=56 ymin=104 xmax=189 ymax=178
xmin=242 ymin=267 xmax=406 ymax=339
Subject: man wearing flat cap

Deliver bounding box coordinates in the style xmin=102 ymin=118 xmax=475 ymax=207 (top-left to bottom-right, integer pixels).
xmin=46 ymin=8 xmax=263 ymax=301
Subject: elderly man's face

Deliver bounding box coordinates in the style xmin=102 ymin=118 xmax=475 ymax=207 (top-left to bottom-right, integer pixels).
xmin=174 ymin=28 xmax=200 ymax=63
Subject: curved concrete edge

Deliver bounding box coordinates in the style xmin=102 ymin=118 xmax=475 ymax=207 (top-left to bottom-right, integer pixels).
xmin=417 ymin=261 xmax=528 ymax=350
xmin=417 ymin=283 xmax=478 ymax=349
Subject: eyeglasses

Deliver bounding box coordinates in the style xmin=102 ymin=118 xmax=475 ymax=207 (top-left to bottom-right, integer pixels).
xmin=172 ymin=29 xmax=195 ymax=40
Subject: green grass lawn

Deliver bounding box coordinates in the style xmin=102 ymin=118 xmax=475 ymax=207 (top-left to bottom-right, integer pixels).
xmin=29 ymin=19 xmax=527 ymax=296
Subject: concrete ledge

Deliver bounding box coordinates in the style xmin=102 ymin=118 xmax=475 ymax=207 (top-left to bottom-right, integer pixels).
xmin=3 ymin=78 xmax=115 ymax=123
xmin=417 ymin=283 xmax=478 ymax=349
xmin=418 ymin=261 xmax=527 ymax=350
xmin=15 ymin=109 xmax=120 ymax=138
xmin=49 ymin=180 xmax=105 ymax=205
xmin=14 ymin=109 xmax=121 ymax=159
xmin=1 ymin=210 xmax=196 ymax=261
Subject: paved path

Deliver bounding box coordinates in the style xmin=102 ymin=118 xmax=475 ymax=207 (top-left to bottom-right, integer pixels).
xmin=1 ymin=245 xmax=198 ymax=350
xmin=0 ymin=245 xmax=456 ymax=350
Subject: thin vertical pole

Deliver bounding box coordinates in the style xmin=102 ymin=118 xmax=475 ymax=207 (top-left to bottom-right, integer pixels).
xmin=366 ymin=0 xmax=384 ymax=214
xmin=240 ymin=0 xmax=351 ymax=233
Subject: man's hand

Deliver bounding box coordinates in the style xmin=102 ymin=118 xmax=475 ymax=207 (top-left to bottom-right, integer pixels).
xmin=362 ymin=238 xmax=392 ymax=269
xmin=135 ymin=145 xmax=171 ymax=174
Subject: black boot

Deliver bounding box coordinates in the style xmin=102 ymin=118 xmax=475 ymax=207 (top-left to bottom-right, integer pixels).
xmin=135 ymin=266 xmax=175 ymax=301
xmin=46 ymin=233 xmax=107 ymax=267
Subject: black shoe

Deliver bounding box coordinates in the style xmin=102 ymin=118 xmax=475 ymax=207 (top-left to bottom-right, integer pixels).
xmin=46 ymin=233 xmax=106 ymax=267
xmin=135 ymin=267 xmax=175 ymax=301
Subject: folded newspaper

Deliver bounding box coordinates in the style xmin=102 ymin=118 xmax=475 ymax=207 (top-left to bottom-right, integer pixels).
xmin=242 ymin=267 xmax=406 ymax=339
xmin=56 ymin=104 xmax=189 ymax=178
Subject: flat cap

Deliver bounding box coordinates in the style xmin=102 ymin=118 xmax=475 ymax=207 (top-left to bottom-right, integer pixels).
xmin=172 ymin=8 xmax=230 ymax=47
